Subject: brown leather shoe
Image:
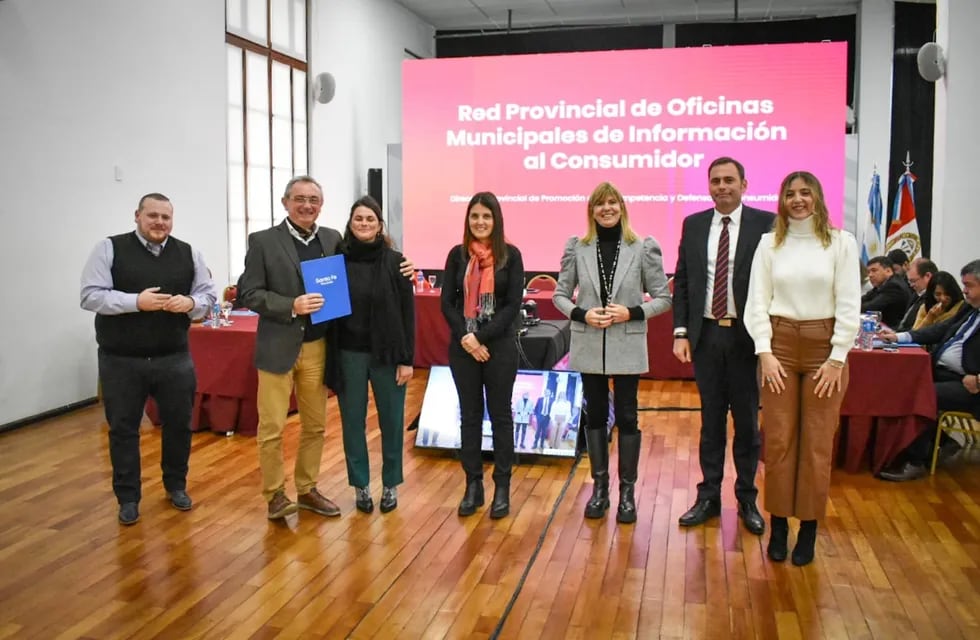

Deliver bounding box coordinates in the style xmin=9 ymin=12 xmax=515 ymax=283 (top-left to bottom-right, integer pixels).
xmin=298 ymin=488 xmax=341 ymax=517
xmin=267 ymin=491 xmax=298 ymax=520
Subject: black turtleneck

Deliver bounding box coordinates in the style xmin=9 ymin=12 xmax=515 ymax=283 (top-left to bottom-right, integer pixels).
xmin=595 ymin=222 xmax=622 ymax=304
xmin=570 ymin=221 xmax=645 ymax=324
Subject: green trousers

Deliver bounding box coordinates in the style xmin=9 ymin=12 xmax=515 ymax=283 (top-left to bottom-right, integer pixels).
xmin=336 ymin=350 xmax=406 ymax=488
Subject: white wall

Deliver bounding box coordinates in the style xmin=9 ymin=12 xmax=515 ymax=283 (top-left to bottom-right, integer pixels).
xmin=0 ymin=0 xmax=227 ymax=425
xmin=932 ymin=0 xmax=980 ymax=271
xmin=309 ymin=0 xmax=435 ymax=232
xmin=852 ymin=0 xmax=894 ymax=241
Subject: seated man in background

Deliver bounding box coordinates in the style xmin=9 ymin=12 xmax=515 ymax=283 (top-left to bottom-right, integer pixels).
xmin=888 ymin=248 xmax=911 ymax=280
xmin=897 ymin=258 xmax=938 ymax=332
xmin=861 ymin=255 xmax=912 ymax=328
xmin=876 ymin=259 xmax=980 ymax=481
xmin=888 ymin=248 xmax=915 ymax=301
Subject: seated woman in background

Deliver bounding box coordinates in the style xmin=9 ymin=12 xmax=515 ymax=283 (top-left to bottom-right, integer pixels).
xmin=441 ymin=192 xmax=525 ymax=519
xmin=334 ymin=196 xmax=415 ymax=515
xmin=913 ymin=270 xmax=964 ymax=330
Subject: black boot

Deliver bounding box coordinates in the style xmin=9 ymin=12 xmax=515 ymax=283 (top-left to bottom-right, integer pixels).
xmin=616 ymin=432 xmax=641 ymax=524
xmin=792 ymin=520 xmax=818 ymax=566
xmin=490 ymin=481 xmax=510 ymax=519
xmin=458 ymin=478 xmax=484 ymax=517
xmin=767 ymin=516 xmax=789 ymax=562
xmin=584 ymin=429 xmax=610 ymax=519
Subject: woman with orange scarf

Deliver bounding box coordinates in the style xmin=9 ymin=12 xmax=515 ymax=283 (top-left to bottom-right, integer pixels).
xmin=441 ymin=192 xmax=525 ymax=519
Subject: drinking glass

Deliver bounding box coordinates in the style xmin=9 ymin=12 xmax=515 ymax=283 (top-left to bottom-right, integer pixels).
xmin=220 ymin=301 xmax=233 ymax=326
xmin=427 ymin=275 xmax=438 ymax=290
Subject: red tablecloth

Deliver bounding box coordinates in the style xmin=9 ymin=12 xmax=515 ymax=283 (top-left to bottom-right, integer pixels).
xmin=836 ymin=347 xmax=936 ymax=473
xmin=644 ymin=312 xmax=694 ymax=380
xmin=145 ymin=314 xmax=281 ymax=437
xmin=340 ymin=290 xmax=936 ymax=473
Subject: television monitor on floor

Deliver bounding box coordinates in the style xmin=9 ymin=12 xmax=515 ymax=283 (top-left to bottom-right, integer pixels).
xmin=415 ymin=366 xmax=584 ymax=458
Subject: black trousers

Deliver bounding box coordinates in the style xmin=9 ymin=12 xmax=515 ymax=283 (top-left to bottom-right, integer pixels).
xmin=532 ymin=415 xmax=550 ymax=449
xmin=581 ymin=374 xmax=638 ymax=434
xmin=691 ymin=322 xmax=761 ymax=503
xmin=98 ymin=349 xmax=196 ymax=504
xmin=449 ymin=337 xmax=518 ymax=484
xmin=906 ymin=366 xmax=980 ymax=463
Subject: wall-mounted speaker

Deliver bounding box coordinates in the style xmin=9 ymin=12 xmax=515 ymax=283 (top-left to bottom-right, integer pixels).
xmin=916 ymin=42 xmax=946 ymax=82
xmin=367 ymin=168 xmax=383 ymax=210
xmin=313 ymin=72 xmax=336 ymax=104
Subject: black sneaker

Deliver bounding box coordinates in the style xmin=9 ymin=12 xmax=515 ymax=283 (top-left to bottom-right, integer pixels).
xmin=355 ymin=487 xmax=374 ymax=514
xmin=118 ymin=502 xmax=140 ymax=525
xmin=379 ymin=486 xmax=398 ymax=513
xmin=167 ymin=490 xmax=193 ymax=511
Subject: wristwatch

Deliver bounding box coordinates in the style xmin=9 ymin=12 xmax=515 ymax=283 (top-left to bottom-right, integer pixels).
xmin=673 ymin=330 xmax=688 ymax=339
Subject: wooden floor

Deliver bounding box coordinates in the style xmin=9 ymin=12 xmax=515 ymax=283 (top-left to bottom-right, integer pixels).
xmin=2 ymin=374 xmax=980 ymax=639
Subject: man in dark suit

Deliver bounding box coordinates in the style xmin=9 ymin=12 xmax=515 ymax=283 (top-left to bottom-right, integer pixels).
xmin=238 ymin=176 xmax=345 ymax=520
xmin=896 ymin=258 xmax=938 ymax=332
xmin=531 ymin=387 xmax=553 ymax=450
xmin=861 ymin=255 xmax=912 ymax=328
xmin=672 ymin=157 xmax=775 ymax=535
xmin=877 ymin=259 xmax=980 ymax=481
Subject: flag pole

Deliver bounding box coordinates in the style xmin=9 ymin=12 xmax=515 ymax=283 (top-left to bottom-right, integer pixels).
xmin=903 ymin=150 xmax=913 ymax=174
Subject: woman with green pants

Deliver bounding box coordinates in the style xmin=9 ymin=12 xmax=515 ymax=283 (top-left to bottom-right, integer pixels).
xmin=334 ymin=195 xmax=414 ymax=513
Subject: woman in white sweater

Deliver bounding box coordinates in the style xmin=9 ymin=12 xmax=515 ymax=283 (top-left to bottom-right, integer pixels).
xmin=744 ymin=171 xmax=861 ymax=567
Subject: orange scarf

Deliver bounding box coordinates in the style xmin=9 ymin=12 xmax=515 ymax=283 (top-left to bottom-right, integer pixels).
xmin=463 ymin=241 xmax=496 ymax=331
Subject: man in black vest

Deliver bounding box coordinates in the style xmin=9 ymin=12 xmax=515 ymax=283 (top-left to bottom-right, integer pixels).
xmin=80 ymin=193 xmax=217 ymax=525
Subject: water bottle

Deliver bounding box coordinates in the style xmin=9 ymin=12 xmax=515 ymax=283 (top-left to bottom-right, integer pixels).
xmin=210 ymin=302 xmax=222 ymax=328
xmin=416 ymin=270 xmax=425 ymax=293
xmin=859 ymin=313 xmax=875 ymax=351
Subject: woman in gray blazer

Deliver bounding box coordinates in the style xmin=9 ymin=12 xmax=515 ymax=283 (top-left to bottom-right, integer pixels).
xmin=553 ymin=182 xmax=671 ymax=523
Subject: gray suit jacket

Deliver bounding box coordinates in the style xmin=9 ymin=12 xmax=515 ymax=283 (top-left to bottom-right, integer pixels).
xmin=553 ymin=235 xmax=671 ymax=374
xmin=237 ymin=221 xmax=342 ymax=374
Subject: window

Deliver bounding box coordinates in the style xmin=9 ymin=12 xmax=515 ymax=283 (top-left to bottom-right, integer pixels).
xmin=226 ymin=0 xmax=309 ymax=279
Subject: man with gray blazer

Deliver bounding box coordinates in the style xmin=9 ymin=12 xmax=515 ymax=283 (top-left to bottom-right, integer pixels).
xmin=672 ymin=157 xmax=774 ymax=535
xmin=238 ymin=175 xmax=346 ymax=520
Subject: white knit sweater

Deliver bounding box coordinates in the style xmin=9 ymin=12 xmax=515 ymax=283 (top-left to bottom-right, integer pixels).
xmin=744 ymin=216 xmax=862 ymax=363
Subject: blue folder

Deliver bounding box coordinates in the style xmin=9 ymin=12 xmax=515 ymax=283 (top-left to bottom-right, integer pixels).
xmin=300 ymin=254 xmax=352 ymax=324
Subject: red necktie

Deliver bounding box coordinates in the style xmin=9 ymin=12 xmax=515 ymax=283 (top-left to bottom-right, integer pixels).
xmin=711 ymin=217 xmax=730 ymax=319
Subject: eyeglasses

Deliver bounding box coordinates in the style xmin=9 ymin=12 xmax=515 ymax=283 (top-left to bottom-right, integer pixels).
xmin=290 ymin=196 xmax=322 ymax=205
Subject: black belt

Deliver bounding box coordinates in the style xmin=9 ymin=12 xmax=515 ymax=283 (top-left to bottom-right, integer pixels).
xmin=704 ymin=317 xmax=736 ymax=327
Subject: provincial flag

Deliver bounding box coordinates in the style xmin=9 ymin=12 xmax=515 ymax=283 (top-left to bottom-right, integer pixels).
xmin=886 ymin=170 xmax=922 ymax=261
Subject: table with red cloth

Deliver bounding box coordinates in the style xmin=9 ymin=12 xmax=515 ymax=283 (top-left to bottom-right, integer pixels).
xmin=145 ymin=314 xmax=294 ymax=437
xmin=836 ymin=347 xmax=936 ymax=473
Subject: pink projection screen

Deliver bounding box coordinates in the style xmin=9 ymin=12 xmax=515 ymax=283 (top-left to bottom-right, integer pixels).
xmin=402 ymin=43 xmax=847 ymax=272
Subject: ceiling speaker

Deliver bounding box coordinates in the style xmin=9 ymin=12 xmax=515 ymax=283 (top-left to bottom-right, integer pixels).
xmin=313 ymin=72 xmax=336 ymax=104
xmin=916 ymin=42 xmax=946 ymax=82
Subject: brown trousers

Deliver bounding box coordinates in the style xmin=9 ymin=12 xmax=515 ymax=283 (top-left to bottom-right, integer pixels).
xmin=761 ymin=317 xmax=848 ymax=521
